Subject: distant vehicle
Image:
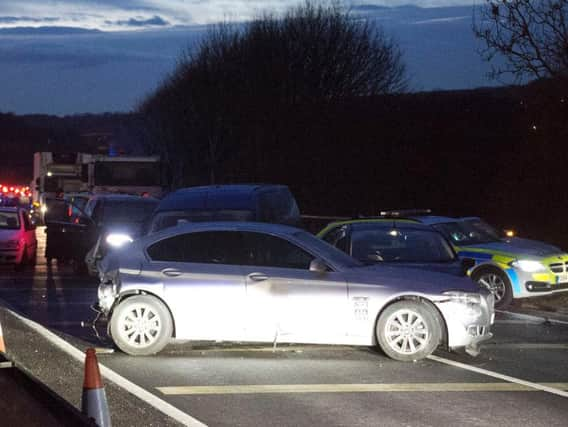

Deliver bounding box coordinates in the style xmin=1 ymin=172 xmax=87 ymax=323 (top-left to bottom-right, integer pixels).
xmin=82 ymin=194 xmax=159 ymax=275
xmin=43 ymin=194 xmax=158 ymax=273
xmin=318 ymin=219 xmax=469 ymax=276
xmin=0 ymin=207 xmax=37 ymax=270
xmin=413 ymin=215 xmax=568 ymax=308
xmin=96 ymin=222 xmax=494 ymax=360
xmin=146 ymin=184 xmax=300 ymax=234
xmin=32 ymin=152 xmax=164 ymax=223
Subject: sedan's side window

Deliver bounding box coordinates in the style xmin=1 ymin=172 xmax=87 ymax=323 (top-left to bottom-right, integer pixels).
xmin=147 ymin=231 xmax=243 ymax=265
xmin=242 ymin=232 xmax=314 ymax=270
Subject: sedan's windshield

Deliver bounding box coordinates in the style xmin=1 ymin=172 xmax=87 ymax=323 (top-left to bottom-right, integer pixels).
xmin=293 ymin=231 xmax=363 ymax=269
xmin=0 ymin=211 xmax=19 ymax=229
xmin=433 ymin=219 xmax=501 ymax=245
xmin=351 ymin=228 xmax=455 ymax=263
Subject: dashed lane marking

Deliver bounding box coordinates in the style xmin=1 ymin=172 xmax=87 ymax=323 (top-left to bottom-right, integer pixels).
xmin=156 ymin=382 xmax=568 ymax=395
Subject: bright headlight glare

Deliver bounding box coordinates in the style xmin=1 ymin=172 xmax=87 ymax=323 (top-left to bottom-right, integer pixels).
xmin=105 ymin=233 xmax=133 ymax=248
xmin=510 ymin=260 xmax=545 ymax=272
xmin=443 ymin=291 xmax=481 ymax=305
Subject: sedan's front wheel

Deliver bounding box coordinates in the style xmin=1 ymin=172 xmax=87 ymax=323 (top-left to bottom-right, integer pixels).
xmin=376 ymin=301 xmax=441 ymax=362
xmin=110 ymin=295 xmax=173 ymax=356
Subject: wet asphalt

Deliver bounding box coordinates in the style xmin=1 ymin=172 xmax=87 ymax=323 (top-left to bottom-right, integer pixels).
xmin=1 ymin=229 xmax=568 ymax=426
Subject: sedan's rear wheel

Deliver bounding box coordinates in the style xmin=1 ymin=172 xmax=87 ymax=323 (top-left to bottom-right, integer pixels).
xmin=376 ymin=301 xmax=441 ymax=362
xmin=110 ymin=295 xmax=173 ymax=356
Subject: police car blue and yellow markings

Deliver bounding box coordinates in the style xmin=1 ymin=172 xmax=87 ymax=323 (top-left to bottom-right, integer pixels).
xmin=454 ymin=246 xmax=568 ymax=294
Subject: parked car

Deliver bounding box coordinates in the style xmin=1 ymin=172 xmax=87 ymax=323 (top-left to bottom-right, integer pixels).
xmin=96 ymin=222 xmax=494 ymax=361
xmin=82 ymin=194 xmax=159 ymax=275
xmin=413 ymin=215 xmax=568 ymax=308
xmin=146 ymin=184 xmax=300 ymax=234
xmin=0 ymin=207 xmax=37 ymax=270
xmin=318 ymin=219 xmax=470 ymax=276
xmin=43 ymin=194 xmax=158 ymax=273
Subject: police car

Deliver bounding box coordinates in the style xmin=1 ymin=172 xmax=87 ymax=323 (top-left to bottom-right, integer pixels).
xmin=414 ymin=215 xmax=568 ymax=308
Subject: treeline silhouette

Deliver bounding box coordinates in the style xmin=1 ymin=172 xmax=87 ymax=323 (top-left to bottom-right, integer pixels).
xmin=1 ymin=81 xmax=566 ymax=246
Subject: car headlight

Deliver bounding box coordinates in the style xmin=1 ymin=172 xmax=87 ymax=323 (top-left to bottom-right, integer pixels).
xmin=510 ymin=260 xmax=546 ymax=273
xmin=105 ymin=233 xmax=134 ymax=248
xmin=443 ymin=291 xmax=483 ymax=320
xmin=443 ymin=291 xmax=482 ymax=304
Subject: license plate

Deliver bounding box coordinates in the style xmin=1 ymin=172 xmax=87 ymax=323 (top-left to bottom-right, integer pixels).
xmin=557 ymin=273 xmax=568 ymax=283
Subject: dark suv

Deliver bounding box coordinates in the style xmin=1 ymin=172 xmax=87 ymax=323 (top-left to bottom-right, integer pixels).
xmin=146 ymin=184 xmax=300 ymax=234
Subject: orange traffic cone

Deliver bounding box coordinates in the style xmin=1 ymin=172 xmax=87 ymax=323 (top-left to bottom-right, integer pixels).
xmin=82 ymin=348 xmax=111 ymax=427
xmin=0 ymin=322 xmax=6 ymax=354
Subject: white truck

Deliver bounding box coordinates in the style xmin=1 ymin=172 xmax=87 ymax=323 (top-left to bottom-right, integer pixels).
xmin=32 ymin=152 xmax=163 ymax=220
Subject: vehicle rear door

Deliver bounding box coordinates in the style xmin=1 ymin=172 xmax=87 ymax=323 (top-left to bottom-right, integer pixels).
xmin=145 ymin=230 xmax=247 ymax=341
xmin=241 ymin=231 xmax=349 ymax=344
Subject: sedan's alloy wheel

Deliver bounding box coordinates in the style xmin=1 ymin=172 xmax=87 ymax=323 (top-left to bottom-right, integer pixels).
xmin=384 ymin=309 xmax=429 ymax=355
xmin=110 ymin=295 xmax=173 ymax=355
xmin=117 ymin=303 xmax=162 ymax=348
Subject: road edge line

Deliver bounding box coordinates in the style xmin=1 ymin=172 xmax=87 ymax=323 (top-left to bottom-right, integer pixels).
xmin=8 ymin=308 xmax=207 ymax=427
xmin=498 ymin=309 xmax=568 ymax=326
xmin=428 ymin=354 xmax=568 ymax=399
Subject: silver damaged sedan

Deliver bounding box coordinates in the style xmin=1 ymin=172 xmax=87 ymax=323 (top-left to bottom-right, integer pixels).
xmin=97 ymin=222 xmax=494 ymax=361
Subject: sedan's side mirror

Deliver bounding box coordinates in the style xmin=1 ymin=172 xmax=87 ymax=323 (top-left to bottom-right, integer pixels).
xmin=309 ymin=258 xmax=328 ymax=273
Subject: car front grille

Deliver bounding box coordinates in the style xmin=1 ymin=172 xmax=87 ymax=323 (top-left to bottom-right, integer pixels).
xmin=549 ymin=262 xmax=568 ymax=274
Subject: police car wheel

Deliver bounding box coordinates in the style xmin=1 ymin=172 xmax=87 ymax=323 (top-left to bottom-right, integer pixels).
xmin=473 ymin=269 xmax=512 ymax=309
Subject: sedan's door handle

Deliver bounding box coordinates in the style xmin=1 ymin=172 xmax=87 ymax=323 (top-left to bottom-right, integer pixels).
xmin=161 ymin=268 xmax=182 ymax=277
xmin=247 ymin=273 xmax=269 ymax=282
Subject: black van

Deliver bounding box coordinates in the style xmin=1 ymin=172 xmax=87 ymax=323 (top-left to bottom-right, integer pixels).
xmin=147 ymin=184 xmax=300 ymax=233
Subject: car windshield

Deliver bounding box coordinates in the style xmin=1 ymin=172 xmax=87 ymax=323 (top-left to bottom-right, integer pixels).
xmin=0 ymin=211 xmax=20 ymax=229
xmin=351 ymin=227 xmax=455 ymax=263
xmin=292 ymin=231 xmax=363 ymax=269
xmin=433 ymin=219 xmax=501 ymax=245
xmin=151 ymin=209 xmax=255 ymax=232
xmin=103 ymin=200 xmax=158 ymax=224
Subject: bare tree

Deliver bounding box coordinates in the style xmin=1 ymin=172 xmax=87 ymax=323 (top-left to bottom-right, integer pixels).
xmin=474 ymin=0 xmax=568 ymax=83
xmin=140 ymin=1 xmax=408 ymax=185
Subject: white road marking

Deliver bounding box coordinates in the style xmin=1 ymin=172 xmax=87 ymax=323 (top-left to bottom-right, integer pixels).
xmin=7 ymin=309 xmax=206 ymax=427
xmin=484 ymin=343 xmax=568 ymax=350
xmin=495 ymin=320 xmax=541 ymax=324
xmin=157 ymin=382 xmax=568 ymax=395
xmin=498 ymin=310 xmax=568 ymax=326
xmin=428 ymin=355 xmax=568 ymax=398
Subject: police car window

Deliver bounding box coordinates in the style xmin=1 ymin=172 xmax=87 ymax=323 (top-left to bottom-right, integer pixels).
xmin=242 ymin=232 xmax=314 ymax=269
xmin=322 ymin=227 xmax=349 ymax=253
xmin=147 ymin=231 xmax=243 ymax=265
xmin=351 ymin=228 xmax=455 ymax=263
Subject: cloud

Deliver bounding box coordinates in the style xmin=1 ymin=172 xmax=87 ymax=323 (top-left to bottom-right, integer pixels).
xmin=0 ymin=1 xmax=476 ymax=31
xmin=0 ymin=16 xmax=59 ymax=24
xmin=109 ymin=15 xmax=170 ymax=27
